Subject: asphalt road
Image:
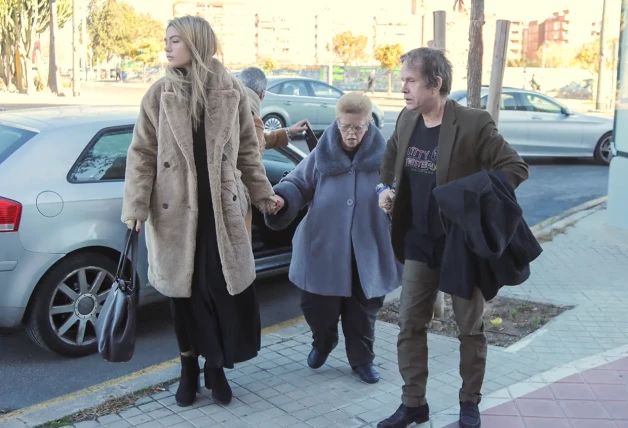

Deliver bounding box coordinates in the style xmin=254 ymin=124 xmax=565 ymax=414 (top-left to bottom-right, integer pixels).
xmin=0 ymin=99 xmax=610 ymax=413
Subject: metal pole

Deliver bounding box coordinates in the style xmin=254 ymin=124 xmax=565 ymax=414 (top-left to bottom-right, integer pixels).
xmin=487 ymin=20 xmax=511 ymax=124
xmin=596 ymin=0 xmax=608 ymax=110
xmin=72 ymin=0 xmax=80 ymax=96
xmin=328 ymin=16 xmax=333 ymax=85
xmin=433 ymin=10 xmax=446 ymax=51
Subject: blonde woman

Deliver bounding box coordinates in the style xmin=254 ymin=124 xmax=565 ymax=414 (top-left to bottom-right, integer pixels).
xmin=122 ymin=16 xmax=283 ymax=407
xmin=265 ymin=93 xmax=401 ymax=384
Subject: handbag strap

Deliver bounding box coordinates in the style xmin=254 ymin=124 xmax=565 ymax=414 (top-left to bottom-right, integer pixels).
xmin=115 ymin=229 xmax=139 ymax=295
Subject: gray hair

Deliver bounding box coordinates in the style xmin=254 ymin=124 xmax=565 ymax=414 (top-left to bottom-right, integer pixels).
xmin=401 ymin=48 xmax=453 ymax=96
xmin=238 ymin=67 xmax=267 ymax=95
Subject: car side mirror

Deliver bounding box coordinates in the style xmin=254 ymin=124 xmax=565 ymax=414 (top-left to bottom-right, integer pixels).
xmin=561 ymin=107 xmax=572 ymax=116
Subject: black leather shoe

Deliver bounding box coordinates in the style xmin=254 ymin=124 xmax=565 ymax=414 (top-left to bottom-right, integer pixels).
xmin=204 ymin=363 xmax=233 ymax=405
xmin=354 ymin=364 xmax=380 ymax=384
xmin=459 ymin=401 xmax=481 ymax=428
xmin=175 ymin=355 xmax=200 ymax=407
xmin=377 ymin=403 xmax=430 ymax=428
xmin=307 ymin=348 xmax=329 ymax=369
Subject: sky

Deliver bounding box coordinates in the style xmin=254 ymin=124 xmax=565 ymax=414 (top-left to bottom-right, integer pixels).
xmin=127 ymin=0 xmax=618 ymax=28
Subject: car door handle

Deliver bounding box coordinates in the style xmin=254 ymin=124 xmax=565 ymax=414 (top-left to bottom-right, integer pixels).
xmin=320 ymin=104 xmax=328 ymax=108
xmin=284 ymin=101 xmax=292 ymax=106
xmin=282 ymin=170 xmax=291 ymax=178
xmin=531 ymin=116 xmax=543 ymax=120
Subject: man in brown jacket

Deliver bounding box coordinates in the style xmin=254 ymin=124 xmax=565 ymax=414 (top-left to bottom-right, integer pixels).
xmin=238 ymin=67 xmax=309 ymax=156
xmin=237 ymin=67 xmax=309 ymax=240
xmin=376 ymin=48 xmax=529 ymax=428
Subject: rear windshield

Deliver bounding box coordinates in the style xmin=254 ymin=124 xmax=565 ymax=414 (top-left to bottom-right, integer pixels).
xmin=0 ymin=124 xmax=37 ymax=164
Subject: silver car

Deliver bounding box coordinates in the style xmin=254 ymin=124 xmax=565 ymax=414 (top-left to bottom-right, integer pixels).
xmin=260 ymin=76 xmax=385 ymax=134
xmin=450 ymin=87 xmax=614 ymax=165
xmin=0 ymin=106 xmax=307 ymax=357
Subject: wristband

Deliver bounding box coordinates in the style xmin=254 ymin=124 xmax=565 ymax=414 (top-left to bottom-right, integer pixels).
xmin=376 ymin=184 xmax=390 ymax=195
xmin=285 ymin=127 xmax=291 ymax=142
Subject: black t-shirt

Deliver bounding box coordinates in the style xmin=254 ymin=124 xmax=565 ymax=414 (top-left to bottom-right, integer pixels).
xmin=403 ymin=116 xmax=446 ymax=268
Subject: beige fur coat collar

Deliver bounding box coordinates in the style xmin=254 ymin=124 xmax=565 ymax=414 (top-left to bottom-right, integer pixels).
xmin=122 ymin=59 xmax=274 ymax=297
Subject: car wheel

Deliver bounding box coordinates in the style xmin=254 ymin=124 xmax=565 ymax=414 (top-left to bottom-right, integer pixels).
xmin=263 ymin=114 xmax=285 ymax=132
xmin=594 ymin=132 xmax=613 ymax=165
xmin=25 ymin=252 xmax=117 ymax=357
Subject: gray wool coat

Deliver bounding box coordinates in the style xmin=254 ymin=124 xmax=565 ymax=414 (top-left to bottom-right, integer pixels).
xmin=265 ymin=123 xmax=402 ymax=299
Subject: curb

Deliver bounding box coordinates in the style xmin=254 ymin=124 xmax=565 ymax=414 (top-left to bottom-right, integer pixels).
xmin=0 ymin=197 xmax=609 ymax=428
xmin=529 ymin=195 xmax=608 ymax=238
xmin=0 ymin=318 xmax=305 ymax=428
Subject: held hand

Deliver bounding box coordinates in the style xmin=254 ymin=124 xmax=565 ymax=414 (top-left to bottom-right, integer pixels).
xmin=267 ymin=195 xmax=284 ymax=215
xmin=288 ymin=119 xmax=311 ymax=137
xmin=124 ymin=220 xmax=142 ymax=232
xmin=378 ymin=189 xmax=395 ymax=214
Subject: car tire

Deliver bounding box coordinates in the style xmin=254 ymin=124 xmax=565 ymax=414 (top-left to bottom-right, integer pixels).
xmin=25 ymin=252 xmax=117 ymax=357
xmin=263 ymin=114 xmax=285 ymax=132
xmin=594 ymin=132 xmax=613 ymax=166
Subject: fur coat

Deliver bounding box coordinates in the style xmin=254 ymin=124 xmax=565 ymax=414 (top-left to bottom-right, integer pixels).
xmin=122 ymin=59 xmax=275 ymax=297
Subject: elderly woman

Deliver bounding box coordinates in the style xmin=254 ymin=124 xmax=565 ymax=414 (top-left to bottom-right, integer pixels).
xmin=265 ymin=93 xmax=401 ymax=384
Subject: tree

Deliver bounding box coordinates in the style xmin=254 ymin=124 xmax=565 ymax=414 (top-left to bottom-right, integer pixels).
xmin=48 ymin=0 xmax=62 ymax=94
xmin=87 ymin=0 xmax=159 ymax=63
xmin=574 ymin=38 xmax=616 ymax=75
xmin=465 ymin=0 xmax=484 ymax=109
xmin=374 ymin=43 xmax=404 ymax=96
xmin=333 ymin=31 xmax=368 ymax=66
xmin=537 ymin=42 xmax=574 ymax=68
xmin=262 ymin=58 xmax=277 ymax=74
xmin=0 ymin=0 xmax=70 ymax=92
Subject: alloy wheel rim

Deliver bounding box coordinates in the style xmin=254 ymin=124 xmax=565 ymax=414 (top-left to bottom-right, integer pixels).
xmin=48 ymin=267 xmax=115 ymax=347
xmin=264 ymin=117 xmax=283 ymax=131
xmin=600 ymin=137 xmax=613 ymax=164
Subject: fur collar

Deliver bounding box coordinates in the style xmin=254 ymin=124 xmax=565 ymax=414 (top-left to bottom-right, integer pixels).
xmin=244 ymin=87 xmax=261 ymax=116
xmin=315 ymin=122 xmax=385 ymax=176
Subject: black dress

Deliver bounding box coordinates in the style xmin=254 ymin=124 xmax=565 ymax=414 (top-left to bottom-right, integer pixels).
xmin=169 ymin=113 xmax=261 ymax=369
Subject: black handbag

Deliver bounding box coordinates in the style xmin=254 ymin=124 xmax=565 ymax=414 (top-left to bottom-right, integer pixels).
xmin=96 ymin=229 xmax=139 ymax=362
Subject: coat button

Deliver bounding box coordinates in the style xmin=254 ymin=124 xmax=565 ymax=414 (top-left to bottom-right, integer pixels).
xmin=162 ymin=203 xmax=169 ymax=209
xmin=347 ymin=199 xmax=354 ymax=206
xmin=222 ymin=154 xmax=227 ymax=161
xmin=233 ymin=195 xmax=237 ymax=201
xmin=164 ymin=162 xmax=170 ymax=168
xmin=349 ymin=167 xmax=354 ymax=174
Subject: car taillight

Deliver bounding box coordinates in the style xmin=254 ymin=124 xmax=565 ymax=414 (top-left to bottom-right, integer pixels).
xmin=0 ymin=198 xmax=22 ymax=232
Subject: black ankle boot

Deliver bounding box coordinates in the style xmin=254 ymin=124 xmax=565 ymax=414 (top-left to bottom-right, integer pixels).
xmin=204 ymin=362 xmax=232 ymax=405
xmin=175 ymin=355 xmax=200 ymax=407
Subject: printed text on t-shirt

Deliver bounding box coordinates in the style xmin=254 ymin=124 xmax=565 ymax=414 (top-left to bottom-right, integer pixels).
xmin=405 ymin=146 xmax=438 ymax=174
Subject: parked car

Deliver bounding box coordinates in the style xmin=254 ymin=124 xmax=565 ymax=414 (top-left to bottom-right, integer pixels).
xmin=555 ymin=79 xmax=593 ymax=100
xmin=260 ymin=76 xmax=386 ymax=134
xmin=450 ymin=87 xmax=614 ymax=165
xmin=0 ymin=106 xmax=307 ymax=357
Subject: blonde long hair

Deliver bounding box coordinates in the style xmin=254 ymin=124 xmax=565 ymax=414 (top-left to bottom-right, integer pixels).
xmin=165 ymin=16 xmax=219 ymax=129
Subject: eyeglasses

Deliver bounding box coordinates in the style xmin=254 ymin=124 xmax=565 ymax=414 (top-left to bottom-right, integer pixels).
xmin=337 ymin=121 xmax=369 ymax=133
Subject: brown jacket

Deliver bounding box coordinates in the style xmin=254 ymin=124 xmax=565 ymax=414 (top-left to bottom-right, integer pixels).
xmin=252 ymin=111 xmax=289 ymax=154
xmin=122 ymin=59 xmax=275 ymax=297
xmin=380 ymin=99 xmax=529 ymax=262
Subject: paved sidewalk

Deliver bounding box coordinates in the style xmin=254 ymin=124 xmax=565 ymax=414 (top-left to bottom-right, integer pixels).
xmin=2 ymin=205 xmax=627 ymax=428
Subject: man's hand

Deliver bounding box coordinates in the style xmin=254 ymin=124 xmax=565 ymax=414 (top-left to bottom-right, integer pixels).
xmin=378 ymin=189 xmax=395 ymax=214
xmin=288 ymin=119 xmax=310 ymax=137
xmin=124 ymin=219 xmax=142 ymax=232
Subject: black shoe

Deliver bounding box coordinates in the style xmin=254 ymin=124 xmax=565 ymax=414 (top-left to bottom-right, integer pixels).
xmin=377 ymin=403 xmax=430 ymax=428
xmin=459 ymin=401 xmax=481 ymax=428
xmin=204 ymin=363 xmax=232 ymax=405
xmin=175 ymin=355 xmax=200 ymax=407
xmin=307 ymin=348 xmax=329 ymax=369
xmin=354 ymin=364 xmax=380 ymax=384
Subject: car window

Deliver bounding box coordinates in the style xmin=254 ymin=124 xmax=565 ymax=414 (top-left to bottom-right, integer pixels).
xmin=262 ymin=148 xmax=298 ymax=185
xmin=69 ymin=127 xmax=133 ymax=182
xmin=267 ymin=83 xmax=281 ymax=93
xmin=310 ymin=82 xmax=342 ymax=98
xmin=522 ymin=94 xmax=563 ymax=114
xmin=279 ymin=81 xmax=309 ymax=97
xmin=0 ymin=124 xmax=37 ymax=164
